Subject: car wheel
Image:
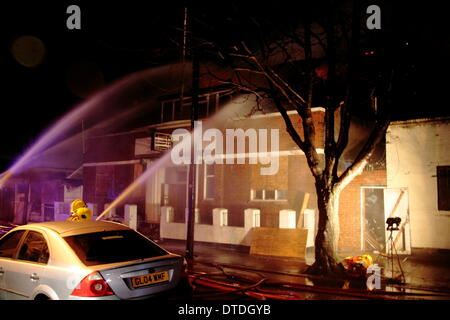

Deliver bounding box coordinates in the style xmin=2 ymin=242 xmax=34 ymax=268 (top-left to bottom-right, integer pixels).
xmin=34 ymin=294 xmax=50 ymax=300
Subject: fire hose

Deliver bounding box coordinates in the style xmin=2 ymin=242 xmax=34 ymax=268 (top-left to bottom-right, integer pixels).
xmin=189 ymin=270 xmax=391 ymax=300
xmin=190 ymin=275 xmax=304 ymax=300
xmin=195 ymin=260 xmax=450 ymax=296
xmin=191 ymin=268 xmax=449 ymax=298
xmin=188 ymin=261 xmax=450 ymax=300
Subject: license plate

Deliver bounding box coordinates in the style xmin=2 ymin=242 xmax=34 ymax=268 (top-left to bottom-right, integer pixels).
xmin=130 ymin=271 xmax=169 ymax=288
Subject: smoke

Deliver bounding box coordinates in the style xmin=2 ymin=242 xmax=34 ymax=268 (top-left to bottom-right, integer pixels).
xmin=340 ymin=117 xmax=384 ymax=170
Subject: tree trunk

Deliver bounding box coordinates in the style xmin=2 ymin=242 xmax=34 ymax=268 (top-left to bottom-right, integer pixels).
xmin=305 ymin=179 xmax=345 ymax=277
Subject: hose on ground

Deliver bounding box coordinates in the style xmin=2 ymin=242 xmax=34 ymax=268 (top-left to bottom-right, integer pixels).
xmin=190 ymin=275 xmax=304 ymax=300
xmin=188 ymin=260 xmax=450 ymax=299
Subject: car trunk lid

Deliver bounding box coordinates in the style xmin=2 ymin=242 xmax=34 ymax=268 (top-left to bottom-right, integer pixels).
xmin=98 ymin=254 xmax=182 ymax=299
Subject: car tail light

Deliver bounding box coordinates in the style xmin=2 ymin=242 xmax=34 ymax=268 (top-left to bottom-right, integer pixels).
xmin=71 ymin=271 xmax=114 ymax=297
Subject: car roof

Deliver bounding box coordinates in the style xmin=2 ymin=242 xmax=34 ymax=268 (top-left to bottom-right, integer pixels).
xmin=15 ymin=220 xmax=131 ymax=237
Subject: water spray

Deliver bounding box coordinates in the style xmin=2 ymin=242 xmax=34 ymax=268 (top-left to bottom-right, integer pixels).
xmin=0 ymin=64 xmax=189 ymax=188
xmin=96 ymin=95 xmax=249 ymax=221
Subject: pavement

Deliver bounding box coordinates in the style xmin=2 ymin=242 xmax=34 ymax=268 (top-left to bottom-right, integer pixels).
xmin=154 ymin=239 xmax=450 ymax=300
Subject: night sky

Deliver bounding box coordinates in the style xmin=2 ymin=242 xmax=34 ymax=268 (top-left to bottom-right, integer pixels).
xmin=1 ymin=0 xmax=449 ymax=172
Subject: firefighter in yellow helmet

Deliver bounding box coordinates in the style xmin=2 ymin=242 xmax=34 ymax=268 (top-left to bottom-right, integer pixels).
xmin=67 ymin=199 xmax=93 ymax=222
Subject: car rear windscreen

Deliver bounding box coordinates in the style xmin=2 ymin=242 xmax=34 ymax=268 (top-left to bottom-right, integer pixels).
xmin=64 ymin=230 xmax=168 ymax=266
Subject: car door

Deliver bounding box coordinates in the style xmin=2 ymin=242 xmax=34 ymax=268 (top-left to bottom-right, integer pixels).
xmin=0 ymin=230 xmax=27 ymax=299
xmin=3 ymin=230 xmax=50 ymax=300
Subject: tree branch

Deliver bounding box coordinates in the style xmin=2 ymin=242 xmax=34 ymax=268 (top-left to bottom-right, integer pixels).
xmin=292 ymin=16 xmax=322 ymax=178
xmin=270 ymin=89 xmax=305 ymax=151
xmin=324 ymin=1 xmax=338 ymax=182
xmin=233 ymin=68 xmax=266 ymax=75
xmin=335 ymin=117 xmax=390 ymax=191
xmin=310 ymin=29 xmax=327 ymax=51
xmin=236 ymin=41 xmax=308 ymax=107
xmin=203 ymin=64 xmax=265 ymax=99
xmin=332 ymin=0 xmax=361 ymax=179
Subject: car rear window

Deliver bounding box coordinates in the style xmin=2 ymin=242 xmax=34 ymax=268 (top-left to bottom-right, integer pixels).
xmin=63 ymin=230 xmax=168 ymax=266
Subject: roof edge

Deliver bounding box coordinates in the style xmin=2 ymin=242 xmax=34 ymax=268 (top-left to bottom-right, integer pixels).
xmin=390 ymin=116 xmax=450 ymax=126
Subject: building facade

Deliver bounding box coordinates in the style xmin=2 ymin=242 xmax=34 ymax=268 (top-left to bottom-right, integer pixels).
xmin=386 ymin=117 xmax=450 ymax=250
xmin=80 ymin=87 xmax=387 ymax=253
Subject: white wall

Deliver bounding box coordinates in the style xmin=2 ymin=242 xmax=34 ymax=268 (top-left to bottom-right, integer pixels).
xmin=160 ymin=207 xmax=312 ymax=248
xmin=64 ymin=185 xmax=83 ymax=203
xmin=160 ymin=207 xmax=260 ymax=246
xmin=386 ymin=118 xmax=450 ymax=249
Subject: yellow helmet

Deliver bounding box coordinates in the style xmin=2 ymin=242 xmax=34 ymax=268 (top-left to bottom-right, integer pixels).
xmin=360 ymin=254 xmax=373 ymax=267
xmin=70 ymin=199 xmax=87 ymax=213
xmin=68 ymin=200 xmax=93 ymax=222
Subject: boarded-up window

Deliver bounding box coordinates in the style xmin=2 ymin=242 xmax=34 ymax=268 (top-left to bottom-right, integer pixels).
xmin=437 ymin=166 xmax=450 ymax=211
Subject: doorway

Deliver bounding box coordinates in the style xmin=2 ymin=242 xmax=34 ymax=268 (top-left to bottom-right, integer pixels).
xmin=361 ymin=187 xmax=411 ymax=255
xmin=161 ymin=165 xmax=188 ymax=223
xmin=361 ymin=187 xmax=386 ymax=253
xmin=0 ymin=186 xmax=15 ymax=222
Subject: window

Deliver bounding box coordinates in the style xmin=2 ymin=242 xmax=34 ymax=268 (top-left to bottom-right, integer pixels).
xmin=437 ymin=166 xmax=450 ymax=211
xmin=161 ymin=96 xmax=208 ymax=122
xmin=0 ymin=230 xmax=26 ymax=258
xmin=204 ymin=165 xmax=216 ymax=200
xmin=265 ymin=190 xmax=276 ymax=200
xmin=160 ymin=90 xmax=233 ymax=122
xmin=64 ymin=230 xmax=167 ymax=266
xmin=17 ymin=231 xmax=49 ymax=264
xmin=277 ymin=190 xmax=288 ymax=200
xmin=254 ymin=190 xmax=263 ymax=200
xmin=251 ymin=190 xmax=288 ymax=201
xmin=165 ymin=166 xmax=187 ymax=184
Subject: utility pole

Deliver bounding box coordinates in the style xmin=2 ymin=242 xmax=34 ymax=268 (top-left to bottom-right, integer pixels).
xmin=185 ymin=7 xmax=199 ymax=260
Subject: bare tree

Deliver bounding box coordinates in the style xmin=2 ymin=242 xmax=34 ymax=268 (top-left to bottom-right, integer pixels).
xmin=193 ymin=0 xmax=394 ymax=276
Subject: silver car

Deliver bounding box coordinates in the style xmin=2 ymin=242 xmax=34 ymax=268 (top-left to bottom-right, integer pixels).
xmin=0 ymin=220 xmax=189 ymax=300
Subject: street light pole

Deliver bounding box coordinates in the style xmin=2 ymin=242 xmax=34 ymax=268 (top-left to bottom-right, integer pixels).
xmin=185 ymin=9 xmax=199 ymax=260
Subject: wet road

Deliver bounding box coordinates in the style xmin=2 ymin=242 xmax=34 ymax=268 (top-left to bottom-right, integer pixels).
xmin=159 ymin=240 xmax=450 ymax=300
